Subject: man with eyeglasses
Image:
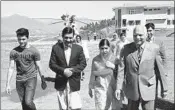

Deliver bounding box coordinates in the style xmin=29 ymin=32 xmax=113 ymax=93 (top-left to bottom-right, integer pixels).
xmin=49 ymin=27 xmax=87 ymax=110
xmin=115 ymin=25 xmax=168 ymax=110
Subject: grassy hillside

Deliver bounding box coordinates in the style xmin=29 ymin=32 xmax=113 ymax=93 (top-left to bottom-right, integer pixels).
xmin=1 ymin=14 xmax=98 ymax=36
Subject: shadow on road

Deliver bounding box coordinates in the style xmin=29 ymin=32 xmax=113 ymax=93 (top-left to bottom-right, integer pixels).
xmin=121 ymin=98 xmax=174 ymax=110
xmin=155 ymin=97 xmax=174 ymax=110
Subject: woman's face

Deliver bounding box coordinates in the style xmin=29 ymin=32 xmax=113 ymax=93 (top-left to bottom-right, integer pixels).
xmin=99 ymin=44 xmax=110 ymax=56
xmin=120 ymin=34 xmax=126 ymax=42
xmin=76 ymin=36 xmax=81 ymax=43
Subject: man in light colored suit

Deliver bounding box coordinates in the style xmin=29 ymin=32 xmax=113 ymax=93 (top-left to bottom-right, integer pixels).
xmin=115 ymin=25 xmax=168 ymax=110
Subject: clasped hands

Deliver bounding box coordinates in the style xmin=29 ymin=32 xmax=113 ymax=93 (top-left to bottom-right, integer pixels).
xmin=105 ymin=61 xmax=115 ymax=69
xmin=64 ymin=68 xmax=73 ymax=77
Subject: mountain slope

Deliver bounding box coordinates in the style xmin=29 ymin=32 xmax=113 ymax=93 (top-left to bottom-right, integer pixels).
xmin=2 ymin=14 xmax=47 ymax=35
xmin=1 ymin=14 xmax=101 ymax=37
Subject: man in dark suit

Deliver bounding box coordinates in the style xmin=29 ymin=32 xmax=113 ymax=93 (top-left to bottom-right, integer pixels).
xmin=49 ymin=27 xmax=87 ymax=110
xmin=115 ymin=25 xmax=168 ymax=110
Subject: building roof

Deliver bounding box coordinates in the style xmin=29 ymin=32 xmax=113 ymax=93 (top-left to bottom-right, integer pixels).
xmin=145 ymin=3 xmax=174 ymax=8
xmin=113 ymin=3 xmax=145 ymax=9
xmin=113 ymin=3 xmax=174 ymax=10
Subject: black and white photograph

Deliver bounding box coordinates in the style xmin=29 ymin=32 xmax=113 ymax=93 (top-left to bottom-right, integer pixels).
xmin=1 ymin=1 xmax=174 ymax=110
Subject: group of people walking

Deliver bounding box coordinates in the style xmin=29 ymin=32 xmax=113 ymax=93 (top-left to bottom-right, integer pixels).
xmin=6 ymin=23 xmax=168 ymax=110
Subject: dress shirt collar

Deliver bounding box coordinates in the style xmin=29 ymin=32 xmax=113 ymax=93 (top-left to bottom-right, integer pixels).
xmin=146 ymin=36 xmax=155 ymax=43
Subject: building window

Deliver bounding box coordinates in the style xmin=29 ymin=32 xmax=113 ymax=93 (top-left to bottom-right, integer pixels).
xmin=135 ymin=20 xmax=141 ymax=25
xmin=144 ymin=9 xmax=147 ymax=11
xmin=149 ymin=9 xmax=152 ymax=11
xmin=122 ymin=30 xmax=126 ymax=34
xmin=157 ymin=8 xmax=160 ymax=10
xmin=122 ymin=19 xmax=126 ymax=27
xmin=116 ymin=20 xmax=118 ymax=26
xmin=129 ymin=20 xmax=134 ymax=26
xmin=167 ymin=20 xmax=171 ymax=25
xmin=168 ymin=9 xmax=170 ymax=15
xmin=129 ymin=9 xmax=136 ymax=14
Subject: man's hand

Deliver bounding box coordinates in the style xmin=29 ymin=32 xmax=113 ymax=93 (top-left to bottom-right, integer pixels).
xmin=6 ymin=85 xmax=11 ymax=95
xmin=115 ymin=89 xmax=121 ymax=100
xmin=41 ymin=75 xmax=46 ymax=82
xmin=161 ymin=90 xmax=168 ymax=98
xmin=41 ymin=75 xmax=47 ymax=90
xmin=105 ymin=61 xmax=115 ymax=69
xmin=88 ymin=88 xmax=93 ymax=98
xmin=64 ymin=68 xmax=73 ymax=77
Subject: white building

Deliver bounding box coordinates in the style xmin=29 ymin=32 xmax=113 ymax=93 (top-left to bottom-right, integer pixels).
xmin=113 ymin=4 xmax=174 ymax=37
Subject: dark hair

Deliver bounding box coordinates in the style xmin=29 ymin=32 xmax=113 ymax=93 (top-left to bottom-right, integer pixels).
xmin=62 ymin=27 xmax=75 ymax=37
xmin=120 ymin=32 xmax=126 ymax=37
xmin=145 ymin=23 xmax=155 ymax=30
xmin=16 ymin=28 xmax=29 ymax=38
xmin=76 ymin=35 xmax=82 ymax=41
xmin=99 ymin=39 xmax=110 ymax=48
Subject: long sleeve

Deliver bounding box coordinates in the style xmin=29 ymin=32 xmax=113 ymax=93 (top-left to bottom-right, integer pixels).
xmin=71 ymin=47 xmax=87 ymax=73
xmin=158 ymin=41 xmax=167 ymax=71
xmin=116 ymin=47 xmax=125 ymax=90
xmin=89 ymin=59 xmax=96 ymax=89
xmin=49 ymin=46 xmax=65 ymax=75
xmin=155 ymin=50 xmax=168 ymax=92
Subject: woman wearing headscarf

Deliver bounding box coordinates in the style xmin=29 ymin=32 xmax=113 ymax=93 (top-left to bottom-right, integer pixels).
xmin=88 ymin=39 xmax=122 ymax=110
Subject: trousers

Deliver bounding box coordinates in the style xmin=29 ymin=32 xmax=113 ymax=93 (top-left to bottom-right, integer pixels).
xmin=16 ymin=76 xmax=37 ymax=110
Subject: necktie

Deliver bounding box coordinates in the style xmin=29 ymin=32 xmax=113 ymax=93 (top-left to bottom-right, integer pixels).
xmin=138 ymin=47 xmax=143 ymax=63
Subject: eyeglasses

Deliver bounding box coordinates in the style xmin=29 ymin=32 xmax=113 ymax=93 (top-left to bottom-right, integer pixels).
xmin=64 ymin=36 xmax=73 ymax=40
xmin=133 ymin=34 xmax=144 ymax=37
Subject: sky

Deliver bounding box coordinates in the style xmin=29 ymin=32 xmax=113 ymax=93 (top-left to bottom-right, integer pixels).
xmin=1 ymin=1 xmax=174 ymax=20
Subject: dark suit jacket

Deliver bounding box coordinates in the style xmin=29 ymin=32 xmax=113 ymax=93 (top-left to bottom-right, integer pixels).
xmin=49 ymin=41 xmax=87 ymax=92
xmin=117 ymin=42 xmax=168 ymax=101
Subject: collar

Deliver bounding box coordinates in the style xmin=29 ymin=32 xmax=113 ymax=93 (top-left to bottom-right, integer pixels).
xmin=135 ymin=42 xmax=145 ymax=50
xmin=146 ymin=36 xmax=155 ymax=42
xmin=140 ymin=42 xmax=145 ymax=50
